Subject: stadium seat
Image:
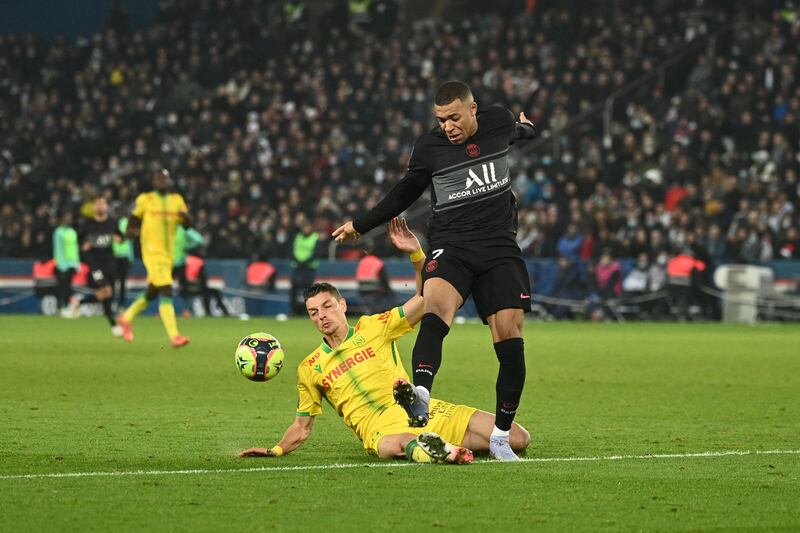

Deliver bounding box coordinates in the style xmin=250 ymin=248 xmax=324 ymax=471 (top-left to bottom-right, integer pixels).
xmin=72 ymin=263 xmax=90 ymax=286
xmin=246 ymin=261 xmax=277 ymax=291
xmin=32 ymin=259 xmax=58 ymax=296
xmin=355 ymin=254 xmax=392 ymax=314
xmin=186 ymin=255 xmax=204 ymax=283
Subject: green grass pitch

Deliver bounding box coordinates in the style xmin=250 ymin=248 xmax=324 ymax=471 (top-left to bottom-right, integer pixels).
xmin=1 ymin=315 xmax=799 ymax=531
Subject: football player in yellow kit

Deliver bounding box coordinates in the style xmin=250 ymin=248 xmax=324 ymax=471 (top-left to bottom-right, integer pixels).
xmin=117 ymin=169 xmax=191 ymax=347
xmin=240 ymin=219 xmax=530 ymax=463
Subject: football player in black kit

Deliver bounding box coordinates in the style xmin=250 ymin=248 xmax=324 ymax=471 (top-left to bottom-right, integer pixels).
xmin=81 ymin=196 xmax=124 ymax=337
xmin=333 ymin=81 xmax=537 ymax=461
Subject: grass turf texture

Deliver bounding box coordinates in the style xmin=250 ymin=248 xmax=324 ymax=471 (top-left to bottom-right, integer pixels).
xmin=0 ymin=315 xmax=798 ymax=531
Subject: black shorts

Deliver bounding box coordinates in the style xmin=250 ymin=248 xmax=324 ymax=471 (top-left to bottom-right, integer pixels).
xmin=87 ymin=262 xmax=115 ymax=289
xmin=421 ymin=239 xmax=531 ymax=322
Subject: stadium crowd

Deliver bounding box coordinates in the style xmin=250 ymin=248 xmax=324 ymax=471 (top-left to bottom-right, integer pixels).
xmin=0 ymin=0 xmax=798 ymax=270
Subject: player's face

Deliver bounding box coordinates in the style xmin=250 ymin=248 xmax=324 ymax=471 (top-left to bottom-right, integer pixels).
xmin=94 ymin=198 xmax=108 ymax=218
xmin=306 ymin=293 xmax=347 ymax=336
xmin=434 ymin=98 xmax=478 ymax=144
xmin=153 ymin=169 xmax=170 ymax=191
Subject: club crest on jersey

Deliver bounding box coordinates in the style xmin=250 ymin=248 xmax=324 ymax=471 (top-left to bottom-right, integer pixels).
xmin=466 ymin=143 xmax=480 ymax=157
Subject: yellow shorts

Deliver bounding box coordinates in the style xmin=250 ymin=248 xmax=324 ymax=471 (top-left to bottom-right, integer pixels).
xmin=364 ymin=399 xmax=477 ymax=455
xmin=143 ymin=255 xmax=173 ymax=287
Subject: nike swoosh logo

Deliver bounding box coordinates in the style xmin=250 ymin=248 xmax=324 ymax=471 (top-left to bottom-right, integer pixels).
xmin=520 ymin=293 xmax=531 ymax=299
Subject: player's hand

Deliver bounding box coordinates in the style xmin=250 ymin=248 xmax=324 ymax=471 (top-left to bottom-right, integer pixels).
xmin=519 ymin=111 xmax=533 ymax=126
xmin=238 ymin=447 xmax=276 ymax=458
xmin=388 ymin=218 xmax=420 ymax=254
xmin=332 ymin=221 xmax=360 ymax=243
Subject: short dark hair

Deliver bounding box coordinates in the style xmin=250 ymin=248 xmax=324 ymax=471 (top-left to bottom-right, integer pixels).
xmin=304 ymin=282 xmax=342 ymax=302
xmin=434 ymin=81 xmax=473 ymax=106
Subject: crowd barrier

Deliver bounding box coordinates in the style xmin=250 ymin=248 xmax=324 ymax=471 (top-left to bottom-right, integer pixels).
xmin=1 ymin=258 xmax=798 ymax=321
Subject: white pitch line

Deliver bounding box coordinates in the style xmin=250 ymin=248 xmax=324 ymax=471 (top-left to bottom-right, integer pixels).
xmin=1 ymin=449 xmax=798 ymax=481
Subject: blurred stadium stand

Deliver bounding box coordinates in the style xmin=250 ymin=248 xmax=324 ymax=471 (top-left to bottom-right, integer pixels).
xmin=0 ymin=0 xmax=798 ymax=319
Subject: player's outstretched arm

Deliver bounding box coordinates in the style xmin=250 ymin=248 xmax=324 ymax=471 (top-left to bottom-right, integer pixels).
xmin=332 ymin=160 xmax=430 ymax=243
xmin=387 ymin=218 xmax=426 ymax=326
xmin=239 ymin=416 xmax=315 ymax=458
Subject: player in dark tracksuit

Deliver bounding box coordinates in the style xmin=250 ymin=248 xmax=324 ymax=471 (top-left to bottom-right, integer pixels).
xmin=334 ymin=81 xmax=537 ymax=460
xmin=80 ymin=196 xmax=123 ymax=336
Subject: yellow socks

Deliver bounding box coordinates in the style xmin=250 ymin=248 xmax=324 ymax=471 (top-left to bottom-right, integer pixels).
xmin=404 ymin=439 xmax=434 ymax=463
xmin=123 ymin=295 xmax=149 ymax=323
xmin=158 ymin=296 xmax=179 ymax=339
xmin=121 ymin=293 xmax=180 ymax=340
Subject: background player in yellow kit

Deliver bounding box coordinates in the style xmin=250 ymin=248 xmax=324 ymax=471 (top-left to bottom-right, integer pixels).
xmin=240 ymin=219 xmax=530 ymax=463
xmin=117 ymin=168 xmax=191 ymax=348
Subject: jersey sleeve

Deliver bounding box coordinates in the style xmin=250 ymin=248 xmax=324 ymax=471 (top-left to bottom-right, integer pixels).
xmin=497 ymin=106 xmax=516 ymax=143
xmin=132 ymin=193 xmax=147 ymax=218
xmin=352 ymin=139 xmax=431 ymax=235
xmin=185 ymin=228 xmax=206 ymax=249
xmin=296 ymin=364 xmax=323 ymax=417
xmin=76 ymin=222 xmax=87 ymax=245
xmin=176 ymin=194 xmax=189 ymax=214
xmin=53 ymin=228 xmax=64 ymax=265
xmin=374 ymin=306 xmax=413 ymax=341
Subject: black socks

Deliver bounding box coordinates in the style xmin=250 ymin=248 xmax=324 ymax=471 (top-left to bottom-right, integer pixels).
xmin=494 ymin=338 xmax=526 ymax=431
xmin=102 ymin=298 xmax=116 ymax=326
xmin=411 ymin=313 xmax=450 ymax=391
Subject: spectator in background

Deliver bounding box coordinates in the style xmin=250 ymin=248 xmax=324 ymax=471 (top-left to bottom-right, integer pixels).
xmin=648 ymin=252 xmax=670 ymax=319
xmin=705 ymin=224 xmax=727 ymax=262
xmin=173 ymin=225 xmax=208 ymax=315
xmin=779 ymin=227 xmax=800 ymax=259
xmin=595 ymin=250 xmax=623 ymax=300
xmin=53 ymin=211 xmax=80 ymax=318
xmin=290 ymin=220 xmax=319 ymax=315
xmin=667 ymin=248 xmax=706 ymax=321
xmin=622 ymin=252 xmax=665 ymax=319
xmin=548 ymin=256 xmax=588 ymax=320
xmin=588 ymin=249 xmax=623 ymax=320
xmin=556 ymin=224 xmax=583 ymax=261
xmin=622 ymin=252 xmax=651 ymax=299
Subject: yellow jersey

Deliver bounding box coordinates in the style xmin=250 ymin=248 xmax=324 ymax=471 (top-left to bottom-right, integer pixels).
xmin=296 ymin=307 xmax=413 ymax=443
xmin=132 ymin=191 xmax=188 ymax=259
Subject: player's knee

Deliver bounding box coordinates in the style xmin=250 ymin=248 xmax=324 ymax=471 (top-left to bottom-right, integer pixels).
xmin=424 ymin=301 xmax=457 ymax=325
xmin=492 ymin=314 xmax=523 ymax=341
xmin=511 ymin=423 xmax=531 ymax=450
xmin=421 ymin=313 xmax=451 ymax=339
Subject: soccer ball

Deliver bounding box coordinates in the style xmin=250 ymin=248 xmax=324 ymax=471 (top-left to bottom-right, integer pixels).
xmin=235 ymin=332 xmax=285 ymax=382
